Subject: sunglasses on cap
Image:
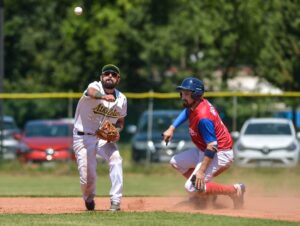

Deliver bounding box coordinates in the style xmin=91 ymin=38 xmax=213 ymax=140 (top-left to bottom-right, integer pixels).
xmin=102 ymin=71 xmax=119 ymax=78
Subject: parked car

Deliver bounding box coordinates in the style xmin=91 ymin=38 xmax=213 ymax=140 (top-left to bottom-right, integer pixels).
xmin=232 ymin=118 xmax=300 ymax=167
xmin=273 ymin=110 xmax=300 ymax=129
xmin=16 ymin=119 xmax=74 ymax=162
xmin=0 ymin=116 xmax=20 ymax=160
xmin=128 ymin=110 xmax=194 ymax=163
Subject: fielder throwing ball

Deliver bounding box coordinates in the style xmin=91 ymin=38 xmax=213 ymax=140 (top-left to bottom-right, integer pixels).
xmin=73 ymin=64 xmax=127 ymax=211
xmin=162 ymin=77 xmax=245 ymax=209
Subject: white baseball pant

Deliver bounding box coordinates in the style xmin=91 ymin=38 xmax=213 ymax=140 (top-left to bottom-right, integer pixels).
xmin=170 ymin=147 xmax=234 ymax=193
xmin=73 ymin=133 xmax=123 ymax=204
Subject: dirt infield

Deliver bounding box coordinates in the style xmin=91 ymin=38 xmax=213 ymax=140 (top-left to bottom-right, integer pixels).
xmin=0 ymin=195 xmax=299 ymax=222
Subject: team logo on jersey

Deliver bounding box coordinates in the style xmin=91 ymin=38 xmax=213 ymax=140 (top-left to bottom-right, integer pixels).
xmin=92 ymin=104 xmax=120 ymax=118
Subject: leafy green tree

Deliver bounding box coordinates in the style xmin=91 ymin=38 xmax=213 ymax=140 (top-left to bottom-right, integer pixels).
xmin=131 ymin=0 xmax=266 ymax=90
xmin=255 ymin=0 xmax=300 ymax=91
xmin=3 ymin=0 xmax=300 ymax=126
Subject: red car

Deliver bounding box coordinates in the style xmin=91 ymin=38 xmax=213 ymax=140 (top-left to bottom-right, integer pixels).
xmin=16 ymin=119 xmax=74 ymax=162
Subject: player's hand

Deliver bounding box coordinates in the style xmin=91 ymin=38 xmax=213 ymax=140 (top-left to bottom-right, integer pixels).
xmin=102 ymin=94 xmax=115 ymax=102
xmin=195 ymin=170 xmax=205 ymax=192
xmin=162 ymin=126 xmax=175 ymax=145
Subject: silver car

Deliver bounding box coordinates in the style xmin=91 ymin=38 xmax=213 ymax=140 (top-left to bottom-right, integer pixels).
xmin=233 ymin=118 xmax=300 ymax=167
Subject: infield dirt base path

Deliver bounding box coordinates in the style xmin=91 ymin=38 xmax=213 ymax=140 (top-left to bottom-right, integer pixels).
xmin=0 ymin=195 xmax=299 ymax=222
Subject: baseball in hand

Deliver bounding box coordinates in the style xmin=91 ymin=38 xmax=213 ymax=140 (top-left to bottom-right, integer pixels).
xmin=74 ymin=6 xmax=83 ymax=16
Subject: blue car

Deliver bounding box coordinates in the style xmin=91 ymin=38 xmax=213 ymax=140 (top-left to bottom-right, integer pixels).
xmin=129 ymin=110 xmax=194 ymax=163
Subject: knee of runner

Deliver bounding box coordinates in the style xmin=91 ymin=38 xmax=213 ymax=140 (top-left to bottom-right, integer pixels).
xmin=184 ymin=179 xmax=207 ymax=193
xmin=184 ymin=179 xmax=196 ymax=193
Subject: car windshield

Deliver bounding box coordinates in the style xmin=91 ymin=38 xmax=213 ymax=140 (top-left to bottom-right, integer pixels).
xmin=0 ymin=121 xmax=18 ymax=130
xmin=244 ymin=123 xmax=292 ymax=135
xmin=5 ymin=122 xmax=17 ymax=130
xmin=25 ymin=124 xmax=71 ymax=137
xmin=138 ymin=113 xmax=188 ymax=133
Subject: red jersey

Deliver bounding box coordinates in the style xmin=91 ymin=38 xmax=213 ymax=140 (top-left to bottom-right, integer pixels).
xmin=188 ymin=99 xmax=233 ymax=151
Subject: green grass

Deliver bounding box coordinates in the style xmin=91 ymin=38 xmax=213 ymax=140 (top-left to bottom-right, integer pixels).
xmin=0 ymin=160 xmax=300 ymax=197
xmin=0 ymin=173 xmax=186 ymax=197
xmin=0 ymin=212 xmax=298 ymax=226
xmin=0 ymin=145 xmax=300 ymax=226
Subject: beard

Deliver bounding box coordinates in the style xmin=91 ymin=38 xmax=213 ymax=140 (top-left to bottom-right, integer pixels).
xmin=102 ymin=79 xmax=117 ymax=89
xmin=182 ymin=100 xmax=194 ymax=108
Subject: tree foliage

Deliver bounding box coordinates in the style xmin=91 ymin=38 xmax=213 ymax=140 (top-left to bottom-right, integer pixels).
xmin=255 ymin=0 xmax=300 ymax=90
xmin=2 ymin=0 xmax=300 ymax=124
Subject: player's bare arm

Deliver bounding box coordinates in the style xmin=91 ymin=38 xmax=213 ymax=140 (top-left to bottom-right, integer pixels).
xmin=87 ymin=87 xmax=115 ymax=102
xmin=162 ymin=125 xmax=175 ymax=143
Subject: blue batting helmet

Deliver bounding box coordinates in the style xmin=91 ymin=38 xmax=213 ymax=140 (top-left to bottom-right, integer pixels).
xmin=176 ymin=77 xmax=204 ymax=99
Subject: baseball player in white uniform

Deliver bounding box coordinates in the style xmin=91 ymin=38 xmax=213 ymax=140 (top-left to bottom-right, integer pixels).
xmin=73 ymin=64 xmax=127 ymax=211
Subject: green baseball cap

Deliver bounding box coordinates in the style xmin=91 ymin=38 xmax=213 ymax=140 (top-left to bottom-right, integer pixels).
xmin=101 ymin=64 xmax=120 ymax=75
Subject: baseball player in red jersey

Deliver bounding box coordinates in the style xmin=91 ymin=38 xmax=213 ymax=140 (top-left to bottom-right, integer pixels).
xmin=162 ymin=77 xmax=245 ymax=209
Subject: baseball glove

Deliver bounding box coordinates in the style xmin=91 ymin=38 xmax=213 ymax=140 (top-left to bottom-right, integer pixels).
xmin=96 ymin=120 xmax=119 ymax=142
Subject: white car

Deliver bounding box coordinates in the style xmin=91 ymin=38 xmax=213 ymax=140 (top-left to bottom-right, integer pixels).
xmin=232 ymin=118 xmax=300 ymax=167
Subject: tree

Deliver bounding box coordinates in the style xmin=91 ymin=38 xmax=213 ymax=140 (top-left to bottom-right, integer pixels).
xmin=3 ymin=0 xmax=300 ymax=126
xmin=255 ymin=0 xmax=300 ymax=91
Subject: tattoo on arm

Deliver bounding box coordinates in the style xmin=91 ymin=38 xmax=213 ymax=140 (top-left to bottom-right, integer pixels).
xmin=95 ymin=91 xmax=105 ymax=99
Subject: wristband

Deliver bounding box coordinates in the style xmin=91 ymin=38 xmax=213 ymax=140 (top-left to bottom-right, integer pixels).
xmin=204 ymin=149 xmax=216 ymax=159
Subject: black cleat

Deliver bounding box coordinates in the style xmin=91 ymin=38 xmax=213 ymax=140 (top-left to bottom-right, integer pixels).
xmin=85 ymin=200 xmax=95 ymax=211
